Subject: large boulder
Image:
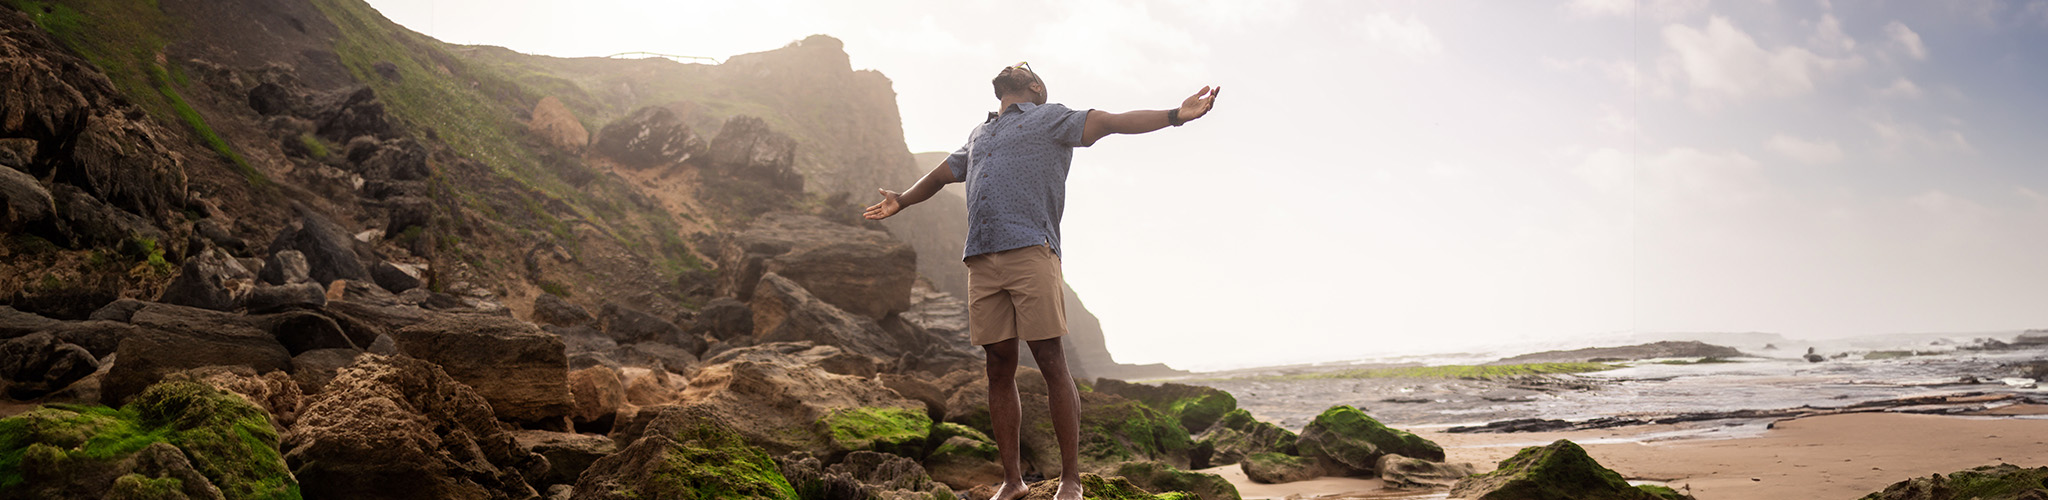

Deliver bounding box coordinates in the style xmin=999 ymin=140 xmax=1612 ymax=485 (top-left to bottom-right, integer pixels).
xmin=533 ymin=293 xmax=595 ymax=327
xmin=663 ymin=342 xmax=928 ymax=459
xmin=1192 ymin=408 xmax=1298 ymax=468
xmin=1296 ymin=405 xmax=1442 ymax=475
xmin=719 ymin=213 xmax=917 ymax=320
xmin=1448 ymin=440 xmax=1688 ymax=500
xmin=572 ymin=407 xmax=798 ymax=500
xmin=105 ymin=303 xmax=293 ymax=404
xmin=752 ymin=273 xmax=908 ymax=361
xmin=690 ymin=296 xmax=754 ymax=340
xmin=1094 ymin=379 xmax=1237 ymax=434
xmin=0 ymin=380 xmax=298 ymax=500
xmin=704 ymin=115 xmax=800 ymax=191
xmin=1014 ymin=390 xmax=1194 ymax=475
xmin=1858 ymin=464 xmax=2048 ymax=500
xmin=1115 ymin=461 xmax=1242 ymax=500
xmin=392 ymin=312 xmax=572 ymax=424
xmin=156 ymin=248 xmax=256 ymax=312
xmin=0 ymin=162 xmax=52 ymax=231
xmin=922 ymin=422 xmax=1002 ymax=490
xmin=568 ymin=366 xmax=628 ymax=426
xmin=593 ymin=106 xmax=705 ymax=169
xmin=283 ymin=354 xmax=545 ymax=500
xmin=267 ymin=211 xmax=370 ymax=286
xmin=598 ymin=302 xmax=702 ymax=354
xmin=1240 ymin=452 xmax=1328 ymax=484
xmin=528 ymin=96 xmax=589 ymax=152
xmin=1375 ymin=454 xmax=1474 ymax=490
xmin=0 ymin=332 xmax=98 ymax=399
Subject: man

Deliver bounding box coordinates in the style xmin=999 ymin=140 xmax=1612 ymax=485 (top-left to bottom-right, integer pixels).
xmin=863 ymin=62 xmax=1218 ymax=500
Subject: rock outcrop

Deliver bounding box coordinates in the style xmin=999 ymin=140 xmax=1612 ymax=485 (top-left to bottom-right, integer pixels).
xmin=718 ymin=213 xmax=916 ymax=320
xmin=573 ymin=407 xmax=798 ymax=500
xmin=1192 ymin=409 xmax=1298 ymax=468
xmin=529 ymin=96 xmax=589 ymax=152
xmin=1296 ymin=405 xmax=1443 ymax=475
xmin=1492 ymin=341 xmax=1744 ymax=365
xmin=1857 ymin=464 xmax=2048 ymax=500
xmin=283 ymin=354 xmax=546 ymax=500
xmin=703 ymin=115 xmax=801 ymax=191
xmin=1448 ymin=440 xmax=1689 ymax=500
xmin=1375 ymin=454 xmax=1474 ymax=490
xmin=664 ymin=342 xmax=929 ymax=459
xmin=1240 ymin=452 xmax=1327 ymax=484
xmin=1115 ymin=461 xmax=1242 ymax=500
xmin=0 ymin=380 xmax=298 ymax=500
xmin=392 ymin=312 xmax=572 ymax=424
xmin=1094 ymin=379 xmax=1238 ymax=434
xmin=593 ymin=106 xmax=705 ymax=169
xmin=105 ymin=303 xmax=293 ymax=404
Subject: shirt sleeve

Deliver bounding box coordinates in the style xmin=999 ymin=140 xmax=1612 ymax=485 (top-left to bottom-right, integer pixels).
xmin=1048 ymin=104 xmax=1091 ymax=148
xmin=946 ymin=143 xmax=970 ymax=179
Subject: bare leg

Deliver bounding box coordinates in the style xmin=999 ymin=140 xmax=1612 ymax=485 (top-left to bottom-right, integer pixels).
xmin=984 ymin=338 xmax=1031 ymax=500
xmin=1028 ymin=337 xmax=1084 ymax=500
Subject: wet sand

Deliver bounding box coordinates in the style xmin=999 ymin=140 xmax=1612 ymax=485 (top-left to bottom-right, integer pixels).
xmin=1220 ymin=412 xmax=2048 ymax=500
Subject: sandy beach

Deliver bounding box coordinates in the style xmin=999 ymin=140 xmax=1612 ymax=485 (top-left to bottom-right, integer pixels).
xmin=1217 ymin=408 xmax=2048 ymax=500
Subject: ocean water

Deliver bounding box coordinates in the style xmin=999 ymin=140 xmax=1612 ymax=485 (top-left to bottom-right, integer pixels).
xmin=1175 ymin=337 xmax=2047 ymax=433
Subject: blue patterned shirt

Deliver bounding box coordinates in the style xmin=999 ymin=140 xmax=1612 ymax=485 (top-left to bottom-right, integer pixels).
xmin=947 ymin=102 xmax=1092 ymax=259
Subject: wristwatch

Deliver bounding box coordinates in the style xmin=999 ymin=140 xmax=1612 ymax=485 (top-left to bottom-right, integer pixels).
xmin=1168 ymin=108 xmax=1185 ymax=127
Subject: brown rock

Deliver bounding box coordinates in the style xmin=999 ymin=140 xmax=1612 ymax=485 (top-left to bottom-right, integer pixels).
xmin=718 ymin=213 xmax=916 ymax=320
xmin=1376 ymin=454 xmax=1474 ymax=490
xmin=664 ymin=342 xmax=926 ymax=458
xmin=283 ymin=354 xmax=545 ymax=500
xmin=569 ymin=366 xmax=627 ymax=425
xmin=513 ymin=430 xmax=616 ymax=486
xmin=751 ymin=272 xmax=906 ymax=360
xmin=105 ymin=303 xmax=292 ymax=404
xmin=393 ymin=312 xmax=572 ymax=424
xmin=528 ymin=96 xmax=589 ymax=152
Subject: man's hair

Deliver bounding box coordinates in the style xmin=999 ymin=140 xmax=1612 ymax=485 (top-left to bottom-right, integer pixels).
xmin=992 ymin=67 xmax=1039 ymax=99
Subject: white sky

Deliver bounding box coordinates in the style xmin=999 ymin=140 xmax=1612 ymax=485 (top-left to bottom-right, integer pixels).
xmin=369 ymin=0 xmax=2048 ymax=371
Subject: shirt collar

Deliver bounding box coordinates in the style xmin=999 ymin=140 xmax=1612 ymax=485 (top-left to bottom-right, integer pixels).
xmin=986 ymin=101 xmax=1041 ymax=122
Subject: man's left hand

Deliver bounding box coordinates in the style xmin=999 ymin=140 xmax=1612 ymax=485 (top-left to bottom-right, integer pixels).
xmin=1179 ymin=86 xmax=1220 ymax=122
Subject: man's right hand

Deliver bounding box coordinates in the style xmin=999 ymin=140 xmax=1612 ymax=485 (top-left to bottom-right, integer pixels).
xmin=863 ymin=189 xmax=904 ymax=220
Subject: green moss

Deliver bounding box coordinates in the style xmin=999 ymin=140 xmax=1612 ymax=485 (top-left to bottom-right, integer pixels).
xmin=926 ymin=422 xmax=996 ymax=460
xmin=1460 ymin=440 xmax=1656 ymax=500
xmin=539 ymin=280 xmax=572 ymax=298
xmin=642 ymin=421 xmax=799 ymax=500
xmin=1635 ymin=484 xmax=1688 ymax=500
xmin=1051 ymin=473 xmax=1192 ymax=500
xmin=0 ymin=381 xmax=300 ymax=499
xmin=1114 ymin=461 xmax=1241 ymax=500
xmin=1301 ymin=405 xmax=1440 ymax=463
xmin=1858 ymin=464 xmax=2048 ymax=500
xmin=1076 ymin=399 xmax=1193 ymax=466
xmin=297 ymin=133 xmax=328 ymax=159
xmin=1198 ymin=409 xmax=1298 ymax=462
xmin=108 ymin=473 xmax=186 ymax=500
xmin=1165 ymin=392 xmax=1235 ymax=434
xmin=820 ymin=406 xmax=931 ymax=454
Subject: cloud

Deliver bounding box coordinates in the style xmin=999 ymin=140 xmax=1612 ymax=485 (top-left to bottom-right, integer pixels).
xmin=1566 ymin=0 xmax=1710 ymax=19
xmin=1876 ymin=77 xmax=1923 ymax=99
xmin=1767 ymin=134 xmax=1845 ymax=164
xmin=1884 ymin=21 xmax=1928 ymax=60
xmin=1358 ymin=13 xmax=1443 ymax=62
xmin=1661 ymin=16 xmax=1862 ymax=108
xmin=1573 ymin=147 xmax=1768 ymax=211
xmin=1809 ymin=14 xmax=1856 ymax=53
xmin=1867 ymin=114 xmax=1974 ymax=157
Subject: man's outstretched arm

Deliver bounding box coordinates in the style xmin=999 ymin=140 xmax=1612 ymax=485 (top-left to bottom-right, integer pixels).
xmin=864 ymin=161 xmax=960 ymax=220
xmin=1080 ymin=86 xmax=1220 ymax=147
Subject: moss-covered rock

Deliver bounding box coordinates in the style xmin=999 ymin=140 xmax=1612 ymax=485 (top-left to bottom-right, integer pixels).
xmin=1447 ymin=440 xmax=1688 ymax=500
xmin=1040 ymin=392 xmax=1195 ymax=473
xmin=1191 ymin=409 xmax=1297 ymax=468
xmin=923 ymin=423 xmax=1002 ymax=490
xmin=822 ymin=406 xmax=932 ymax=457
xmin=1239 ymin=452 xmax=1326 ymax=484
xmin=1295 ymin=405 xmax=1440 ymax=475
xmin=1114 ymin=461 xmax=1241 ymax=500
xmin=0 ymin=380 xmax=299 ymax=500
xmin=1858 ymin=463 xmax=2048 ymax=500
xmin=1091 ymin=379 xmax=1237 ymax=434
xmin=1375 ymin=453 xmax=1475 ymax=490
xmin=574 ymin=415 xmax=800 ymax=500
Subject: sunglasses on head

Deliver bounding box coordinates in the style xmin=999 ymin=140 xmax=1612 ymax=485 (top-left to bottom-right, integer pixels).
xmin=1008 ymin=61 xmax=1034 ymax=75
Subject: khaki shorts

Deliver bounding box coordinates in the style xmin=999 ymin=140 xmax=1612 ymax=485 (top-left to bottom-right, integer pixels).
xmin=965 ymin=244 xmax=1068 ymax=346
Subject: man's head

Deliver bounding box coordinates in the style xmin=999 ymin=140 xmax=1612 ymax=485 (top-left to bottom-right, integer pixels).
xmin=992 ymin=62 xmax=1046 ymax=105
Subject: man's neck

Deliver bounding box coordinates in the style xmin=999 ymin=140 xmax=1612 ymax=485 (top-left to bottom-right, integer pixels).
xmin=997 ymin=95 xmax=1036 ymax=115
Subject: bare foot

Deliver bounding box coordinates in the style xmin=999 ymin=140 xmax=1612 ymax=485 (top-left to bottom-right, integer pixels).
xmin=991 ymin=481 xmax=1030 ymax=500
xmin=1052 ymin=476 xmax=1083 ymax=500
